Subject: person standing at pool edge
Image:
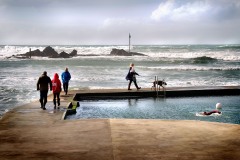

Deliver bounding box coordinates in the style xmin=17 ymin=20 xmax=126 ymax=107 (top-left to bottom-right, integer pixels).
xmin=61 ymin=67 xmax=71 ymax=95
xmin=52 ymin=73 xmax=62 ymax=109
xmin=37 ymin=71 xmax=52 ymax=110
xmin=127 ymin=63 xmax=141 ymax=90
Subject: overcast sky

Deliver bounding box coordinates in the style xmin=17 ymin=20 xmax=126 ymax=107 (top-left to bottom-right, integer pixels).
xmin=1 ymin=0 xmax=240 ymax=45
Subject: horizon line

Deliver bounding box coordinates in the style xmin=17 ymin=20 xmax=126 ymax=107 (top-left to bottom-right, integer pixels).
xmin=1 ymin=43 xmax=240 ymax=46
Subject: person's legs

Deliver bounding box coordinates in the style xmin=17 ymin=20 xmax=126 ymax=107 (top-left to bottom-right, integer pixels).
xmin=63 ymin=82 xmax=68 ymax=95
xmin=133 ymin=80 xmax=141 ymax=90
xmin=128 ymin=80 xmax=132 ymax=90
xmin=57 ymin=93 xmax=60 ymax=108
xmin=53 ymin=93 xmax=57 ymax=109
xmin=65 ymin=82 xmax=69 ymax=95
xmin=63 ymin=83 xmax=66 ymax=93
xmin=42 ymin=91 xmax=48 ymax=110
xmin=39 ymin=91 xmax=44 ymax=108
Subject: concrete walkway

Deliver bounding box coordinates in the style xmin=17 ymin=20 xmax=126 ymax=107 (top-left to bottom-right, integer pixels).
xmin=0 ymin=90 xmax=239 ymax=160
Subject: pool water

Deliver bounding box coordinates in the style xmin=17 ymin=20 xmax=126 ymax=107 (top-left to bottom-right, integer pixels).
xmin=66 ymin=96 xmax=240 ymax=124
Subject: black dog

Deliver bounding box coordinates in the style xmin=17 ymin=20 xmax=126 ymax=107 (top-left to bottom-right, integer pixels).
xmin=151 ymin=80 xmax=167 ymax=91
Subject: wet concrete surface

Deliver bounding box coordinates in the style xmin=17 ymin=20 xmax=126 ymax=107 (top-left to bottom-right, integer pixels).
xmin=0 ymin=88 xmax=239 ymax=160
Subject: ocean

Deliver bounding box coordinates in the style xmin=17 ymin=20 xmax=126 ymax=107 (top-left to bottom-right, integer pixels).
xmin=0 ymin=44 xmax=240 ymax=117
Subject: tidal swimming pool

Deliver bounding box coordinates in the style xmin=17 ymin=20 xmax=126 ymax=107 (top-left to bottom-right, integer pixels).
xmin=66 ymin=96 xmax=240 ymax=124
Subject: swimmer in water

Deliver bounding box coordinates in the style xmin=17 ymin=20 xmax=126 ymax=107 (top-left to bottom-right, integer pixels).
xmin=202 ymin=103 xmax=222 ymax=115
xmin=203 ymin=110 xmax=221 ymax=115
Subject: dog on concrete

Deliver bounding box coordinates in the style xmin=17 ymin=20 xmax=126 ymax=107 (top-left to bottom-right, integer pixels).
xmin=151 ymin=80 xmax=167 ymax=91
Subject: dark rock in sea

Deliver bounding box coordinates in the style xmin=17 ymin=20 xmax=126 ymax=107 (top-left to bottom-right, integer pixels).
xmin=59 ymin=51 xmax=70 ymax=58
xmin=13 ymin=46 xmax=79 ymax=59
xmin=110 ymin=48 xmax=145 ymax=56
xmin=42 ymin=46 xmax=58 ymax=57
xmin=6 ymin=55 xmax=30 ymax=59
xmin=25 ymin=49 xmax=42 ymax=57
xmin=69 ymin=49 xmax=77 ymax=57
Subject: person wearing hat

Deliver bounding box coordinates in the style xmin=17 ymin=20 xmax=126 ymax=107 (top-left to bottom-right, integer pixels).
xmin=37 ymin=71 xmax=52 ymax=110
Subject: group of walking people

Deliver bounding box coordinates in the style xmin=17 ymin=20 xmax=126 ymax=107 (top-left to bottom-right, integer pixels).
xmin=36 ymin=64 xmax=220 ymax=117
xmin=37 ymin=67 xmax=71 ymax=110
xmin=37 ymin=63 xmax=141 ymax=110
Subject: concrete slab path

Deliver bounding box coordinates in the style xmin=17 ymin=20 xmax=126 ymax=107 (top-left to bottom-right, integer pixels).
xmin=0 ymin=90 xmax=239 ymax=160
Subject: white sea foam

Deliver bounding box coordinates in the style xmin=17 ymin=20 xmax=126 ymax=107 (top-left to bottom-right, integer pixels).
xmin=138 ymin=65 xmax=240 ymax=71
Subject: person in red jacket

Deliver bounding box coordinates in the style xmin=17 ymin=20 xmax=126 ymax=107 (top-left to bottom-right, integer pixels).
xmin=52 ymin=73 xmax=62 ymax=109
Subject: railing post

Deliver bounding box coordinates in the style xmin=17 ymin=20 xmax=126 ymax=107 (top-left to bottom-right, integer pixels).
xmin=154 ymin=76 xmax=157 ymax=91
xmin=156 ymin=76 xmax=159 ymax=97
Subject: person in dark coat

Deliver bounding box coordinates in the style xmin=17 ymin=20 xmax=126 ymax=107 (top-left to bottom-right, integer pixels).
xmin=37 ymin=71 xmax=52 ymax=110
xmin=61 ymin=67 xmax=71 ymax=95
xmin=127 ymin=63 xmax=141 ymax=90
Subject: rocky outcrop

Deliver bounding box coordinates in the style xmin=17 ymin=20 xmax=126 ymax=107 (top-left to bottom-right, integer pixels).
xmin=110 ymin=48 xmax=145 ymax=56
xmin=69 ymin=49 xmax=77 ymax=57
xmin=25 ymin=49 xmax=42 ymax=57
xmin=12 ymin=46 xmax=78 ymax=58
xmin=42 ymin=46 xmax=59 ymax=57
xmin=59 ymin=51 xmax=70 ymax=58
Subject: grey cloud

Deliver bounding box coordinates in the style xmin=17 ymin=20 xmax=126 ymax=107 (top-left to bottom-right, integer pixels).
xmin=0 ymin=0 xmax=240 ymax=45
xmin=151 ymin=0 xmax=240 ymax=22
xmin=0 ymin=0 xmax=158 ymax=8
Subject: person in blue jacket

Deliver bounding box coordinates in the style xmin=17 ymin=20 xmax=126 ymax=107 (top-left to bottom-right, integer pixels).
xmin=61 ymin=67 xmax=71 ymax=95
